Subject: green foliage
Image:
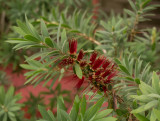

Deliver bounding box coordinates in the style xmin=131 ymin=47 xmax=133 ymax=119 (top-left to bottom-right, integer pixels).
xmin=40 ymin=83 xmax=71 ymax=110
xmin=126 ymin=28 xmax=160 ymax=69
xmin=114 ymin=54 xmax=152 ymax=97
xmin=130 ymin=72 xmax=160 ymax=120
xmin=96 ymin=15 xmax=127 ymax=56
xmin=0 ymin=71 xmax=10 ymax=86
xmin=37 ymin=96 xmax=116 ymax=121
xmin=24 ymin=92 xmax=44 ymax=119
xmin=0 ymin=86 xmax=22 ymax=121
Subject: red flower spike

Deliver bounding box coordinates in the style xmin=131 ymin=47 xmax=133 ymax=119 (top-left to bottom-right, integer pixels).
xmin=59 ymin=57 xmax=74 ymax=67
xmin=80 ymin=61 xmax=87 ymax=67
xmin=110 ymin=63 xmax=115 ymax=69
xmin=102 ymin=60 xmax=111 ymax=70
xmin=102 ymin=69 xmax=111 ymax=78
xmin=76 ymin=76 xmax=85 ymax=89
xmin=88 ymin=75 xmax=92 ymax=80
xmin=103 ymin=86 xmax=107 ymax=92
xmin=107 ymin=71 xmax=118 ymax=80
xmin=69 ymin=39 xmax=77 ymax=54
xmin=90 ymin=51 xmax=98 ymax=65
xmin=95 ymin=69 xmax=103 ymax=75
xmin=92 ymin=56 xmax=106 ymax=70
xmin=105 ymin=80 xmax=111 ymax=84
xmin=77 ymin=49 xmax=84 ymax=61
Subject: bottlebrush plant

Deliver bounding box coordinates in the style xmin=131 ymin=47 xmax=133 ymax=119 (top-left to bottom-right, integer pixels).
xmin=6 ymin=0 xmax=160 ymax=121
xmin=0 ymin=86 xmax=23 ymax=121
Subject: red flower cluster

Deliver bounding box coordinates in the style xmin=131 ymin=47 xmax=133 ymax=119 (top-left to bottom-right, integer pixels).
xmin=59 ymin=39 xmax=118 ymax=94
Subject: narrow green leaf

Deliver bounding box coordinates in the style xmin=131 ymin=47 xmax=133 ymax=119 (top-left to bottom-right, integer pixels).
xmin=144 ymin=100 xmax=158 ymax=110
xmin=0 ymin=86 xmax=5 ymax=104
xmin=80 ymin=95 xmax=86 ymax=116
xmin=24 ymin=35 xmax=41 ymax=42
xmin=38 ymin=105 xmax=53 ymax=121
xmin=4 ymin=86 xmax=14 ymax=105
xmin=47 ymin=110 xmax=56 ymax=121
xmin=74 ymin=63 xmax=83 ymax=79
xmin=70 ymin=96 xmax=80 ymax=121
xmin=152 ymin=72 xmax=160 ymax=94
xmin=128 ymin=0 xmax=137 ymax=11
xmin=153 ymin=109 xmax=160 ymax=120
xmin=118 ymin=64 xmax=130 ymax=76
xmin=45 ymin=37 xmax=54 ymax=48
xmin=84 ymin=97 xmax=104 ymax=121
xmin=142 ymin=0 xmax=151 ymax=8
xmin=94 ymin=109 xmax=113 ymax=120
xmin=133 ymin=113 xmax=149 ymax=121
xmin=41 ymin=19 xmax=49 ymax=37
xmin=93 ymin=117 xmax=117 ymax=121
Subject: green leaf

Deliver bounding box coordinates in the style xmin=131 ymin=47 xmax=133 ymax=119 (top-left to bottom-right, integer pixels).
xmin=144 ymin=100 xmax=158 ymax=110
xmin=47 ymin=110 xmax=56 ymax=121
xmin=80 ymin=95 xmax=87 ymax=116
xmin=57 ymin=19 xmax=62 ymax=47
xmin=74 ymin=63 xmax=83 ymax=79
xmin=57 ymin=96 xmax=66 ymax=111
xmin=38 ymin=105 xmax=53 ymax=121
xmin=70 ymin=96 xmax=80 ymax=121
xmin=133 ymin=114 xmax=149 ymax=121
xmin=45 ymin=37 xmax=54 ymax=48
xmin=142 ymin=0 xmax=151 ymax=8
xmin=135 ymin=78 xmax=140 ymax=84
xmin=128 ymin=0 xmax=137 ymax=11
xmin=24 ymin=35 xmax=41 ymax=42
xmin=131 ymin=105 xmax=146 ymax=113
xmin=2 ymin=113 xmax=7 ymax=121
xmin=139 ymin=81 xmax=156 ymax=94
xmin=50 ymin=74 xmax=60 ymax=89
xmin=0 ymin=86 xmax=5 ymax=104
xmin=41 ymin=19 xmax=49 ymax=38
xmin=93 ymin=117 xmax=117 ymax=121
xmin=25 ymin=15 xmax=42 ymax=41
xmin=150 ymin=110 xmax=157 ymax=121
xmin=152 ymin=72 xmax=160 ymax=94
xmin=13 ymin=26 xmax=26 ymax=36
xmin=94 ymin=109 xmax=113 ymax=120
xmin=153 ymin=109 xmax=160 ymax=120
xmin=114 ymin=58 xmax=121 ymax=65
xmin=4 ymin=86 xmax=14 ymax=105
xmin=60 ymin=109 xmax=71 ymax=121
xmin=130 ymin=95 xmax=153 ymax=102
xmin=20 ymin=64 xmax=37 ymax=70
xmin=118 ymin=64 xmax=130 ymax=76
xmin=16 ymin=20 xmax=31 ymax=35
xmin=84 ymin=97 xmax=104 ymax=121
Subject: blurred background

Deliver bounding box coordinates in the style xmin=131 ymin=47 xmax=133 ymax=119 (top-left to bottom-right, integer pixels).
xmin=102 ymin=0 xmax=160 ymax=28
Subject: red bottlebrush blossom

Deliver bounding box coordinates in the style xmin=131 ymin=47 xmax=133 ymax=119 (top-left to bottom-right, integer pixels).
xmin=102 ymin=60 xmax=111 ymax=70
xmin=95 ymin=69 xmax=103 ymax=75
xmin=80 ymin=61 xmax=87 ymax=67
xmin=57 ymin=39 xmax=118 ymax=95
xmin=76 ymin=76 xmax=85 ymax=89
xmin=102 ymin=69 xmax=111 ymax=78
xmin=90 ymin=51 xmax=98 ymax=65
xmin=92 ymin=56 xmax=105 ymax=70
xmin=107 ymin=71 xmax=118 ymax=81
xmin=69 ymin=39 xmax=77 ymax=54
xmin=77 ymin=49 xmax=84 ymax=61
xmin=59 ymin=57 xmax=74 ymax=67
